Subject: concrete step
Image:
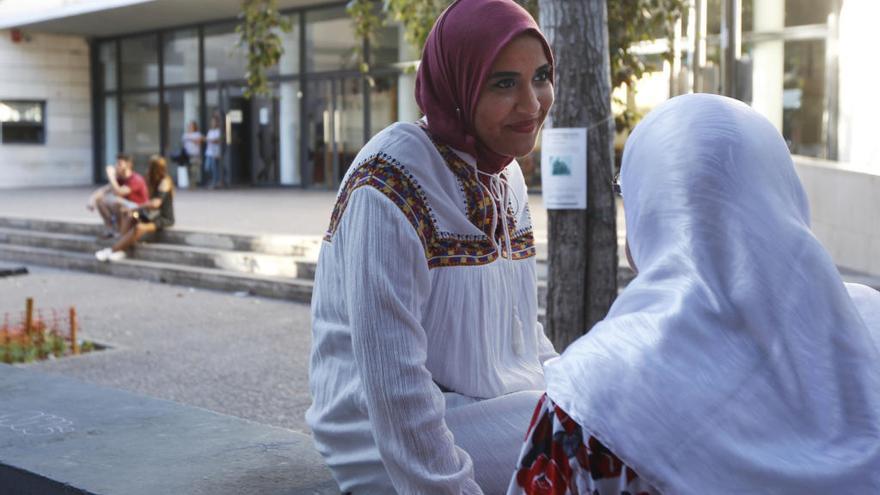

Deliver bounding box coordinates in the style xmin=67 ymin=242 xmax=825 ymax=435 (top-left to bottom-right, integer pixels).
xmin=0 ymin=244 xmax=313 ymax=303
xmin=0 ymin=227 xmax=316 ymax=279
xmin=0 ymin=216 xmax=322 ymax=258
xmin=0 ymin=364 xmax=337 ymax=495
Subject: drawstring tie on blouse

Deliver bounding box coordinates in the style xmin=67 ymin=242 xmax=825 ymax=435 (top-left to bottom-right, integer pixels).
xmin=477 ymin=169 xmax=525 ymax=356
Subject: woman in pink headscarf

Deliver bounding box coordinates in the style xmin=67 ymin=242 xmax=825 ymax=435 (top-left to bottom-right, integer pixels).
xmin=307 ymin=0 xmax=558 ymax=492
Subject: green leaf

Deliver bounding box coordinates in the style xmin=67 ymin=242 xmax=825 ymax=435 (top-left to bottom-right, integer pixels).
xmin=239 ymin=0 xmax=291 ymax=98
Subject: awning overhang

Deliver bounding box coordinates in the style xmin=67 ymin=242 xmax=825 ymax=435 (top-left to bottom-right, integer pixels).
xmin=0 ymin=0 xmax=330 ymax=38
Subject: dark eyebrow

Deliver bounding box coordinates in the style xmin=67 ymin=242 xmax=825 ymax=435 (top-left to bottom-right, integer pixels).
xmin=487 ymin=71 xmax=520 ymax=79
xmin=487 ymin=64 xmax=551 ymax=80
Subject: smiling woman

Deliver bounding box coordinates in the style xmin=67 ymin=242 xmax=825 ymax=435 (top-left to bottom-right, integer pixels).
xmin=305 ymin=0 xmax=559 ymax=493
xmin=475 ymin=35 xmax=554 ymax=160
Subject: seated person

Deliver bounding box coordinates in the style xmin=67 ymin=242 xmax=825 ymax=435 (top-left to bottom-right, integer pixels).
xmin=95 ymin=155 xmax=174 ymax=262
xmin=307 ymin=1 xmax=558 ymax=493
xmin=510 ymin=93 xmax=880 ymax=494
xmin=86 ymin=152 xmax=148 ymax=238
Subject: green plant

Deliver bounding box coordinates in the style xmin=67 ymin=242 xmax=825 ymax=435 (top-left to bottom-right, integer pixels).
xmin=238 ymin=0 xmax=292 ymax=99
xmin=0 ymin=309 xmax=91 ymax=364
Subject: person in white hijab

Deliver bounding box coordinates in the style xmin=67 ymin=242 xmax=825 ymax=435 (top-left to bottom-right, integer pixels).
xmin=509 ymin=93 xmax=880 ymax=495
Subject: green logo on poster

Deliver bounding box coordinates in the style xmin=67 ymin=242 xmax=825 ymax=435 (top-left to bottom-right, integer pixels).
xmin=550 ymin=156 xmax=572 ymax=176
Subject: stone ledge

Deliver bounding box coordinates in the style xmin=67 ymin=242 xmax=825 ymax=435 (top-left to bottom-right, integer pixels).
xmin=0 ymin=364 xmax=338 ymax=495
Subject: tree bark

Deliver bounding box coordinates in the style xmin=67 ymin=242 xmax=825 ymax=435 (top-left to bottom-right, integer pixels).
xmin=540 ymin=0 xmax=617 ymax=350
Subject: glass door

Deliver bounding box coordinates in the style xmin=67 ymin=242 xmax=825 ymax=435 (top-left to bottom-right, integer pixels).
xmin=303 ymin=76 xmax=365 ymax=189
xmin=217 ymin=84 xmax=281 ymax=186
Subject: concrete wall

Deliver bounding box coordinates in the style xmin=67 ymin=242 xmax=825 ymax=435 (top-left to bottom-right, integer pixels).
xmin=794 ymin=155 xmax=880 ymax=277
xmin=0 ymin=29 xmax=92 ymax=188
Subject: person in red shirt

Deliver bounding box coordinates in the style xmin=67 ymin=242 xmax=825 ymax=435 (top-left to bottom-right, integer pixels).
xmin=86 ymin=152 xmax=149 ymax=238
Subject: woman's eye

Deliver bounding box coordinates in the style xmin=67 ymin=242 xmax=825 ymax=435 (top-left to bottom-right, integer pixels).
xmin=534 ymin=69 xmax=550 ymax=82
xmin=493 ymin=78 xmax=516 ymax=89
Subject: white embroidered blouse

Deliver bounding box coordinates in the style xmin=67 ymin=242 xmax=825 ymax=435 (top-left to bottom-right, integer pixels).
xmin=306 ymin=121 xmax=557 ymax=494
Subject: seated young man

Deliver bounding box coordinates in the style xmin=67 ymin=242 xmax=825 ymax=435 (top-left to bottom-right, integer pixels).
xmin=86 ymin=153 xmax=149 ymax=238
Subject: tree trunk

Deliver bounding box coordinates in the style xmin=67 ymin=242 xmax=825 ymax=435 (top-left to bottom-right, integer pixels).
xmin=540 ymin=0 xmax=617 ymax=350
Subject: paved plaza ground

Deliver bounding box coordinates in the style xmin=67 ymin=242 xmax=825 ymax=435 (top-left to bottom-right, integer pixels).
xmin=1 ymin=263 xmax=316 ymax=433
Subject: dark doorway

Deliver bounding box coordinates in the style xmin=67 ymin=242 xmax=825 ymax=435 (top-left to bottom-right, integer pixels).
xmin=220 ymin=86 xmax=280 ymax=186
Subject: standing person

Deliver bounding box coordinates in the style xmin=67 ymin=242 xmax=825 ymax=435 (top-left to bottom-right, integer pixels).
xmin=306 ymin=1 xmax=558 ymax=493
xmin=182 ymin=120 xmax=204 ymax=188
xmin=95 ymin=154 xmax=174 ymax=262
xmin=509 ymin=94 xmax=880 ymax=494
xmin=86 ymin=152 xmax=149 ymax=238
xmin=204 ymin=115 xmax=224 ymax=188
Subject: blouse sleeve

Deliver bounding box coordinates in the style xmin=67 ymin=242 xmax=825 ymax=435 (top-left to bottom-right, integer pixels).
xmin=338 ymin=186 xmax=484 ymax=495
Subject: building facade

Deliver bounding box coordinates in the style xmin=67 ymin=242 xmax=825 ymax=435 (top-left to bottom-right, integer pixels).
xmin=0 ymin=0 xmax=420 ymax=189
xmin=1 ymin=0 xmax=877 ymax=275
xmin=622 ymin=0 xmax=879 ymax=277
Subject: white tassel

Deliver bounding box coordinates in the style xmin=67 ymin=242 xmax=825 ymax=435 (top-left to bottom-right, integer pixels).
xmin=512 ymin=310 xmax=525 ymax=356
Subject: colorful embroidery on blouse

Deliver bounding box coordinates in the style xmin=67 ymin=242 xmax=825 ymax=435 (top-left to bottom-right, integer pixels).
xmin=324 ymin=131 xmax=536 ymax=267
xmin=416 ymin=124 xmax=536 ymax=261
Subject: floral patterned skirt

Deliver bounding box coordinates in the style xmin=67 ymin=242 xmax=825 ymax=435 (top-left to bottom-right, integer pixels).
xmin=507 ymin=394 xmax=659 ymax=495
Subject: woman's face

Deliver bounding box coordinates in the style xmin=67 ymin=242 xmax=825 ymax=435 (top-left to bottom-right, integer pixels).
xmin=474 ymin=34 xmax=553 ymax=158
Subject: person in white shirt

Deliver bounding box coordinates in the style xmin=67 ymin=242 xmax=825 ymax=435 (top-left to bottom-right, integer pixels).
xmin=509 ymin=94 xmax=880 ymax=494
xmin=181 ymin=120 xmax=204 ymax=188
xmin=204 ymin=115 xmax=225 ymax=188
xmin=306 ymin=0 xmax=558 ymax=493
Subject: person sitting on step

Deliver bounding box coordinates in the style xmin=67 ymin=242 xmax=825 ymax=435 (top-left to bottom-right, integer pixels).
xmin=86 ymin=152 xmax=149 ymax=239
xmin=96 ymin=155 xmax=175 ymax=262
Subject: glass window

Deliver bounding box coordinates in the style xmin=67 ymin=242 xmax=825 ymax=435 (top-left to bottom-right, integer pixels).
xmin=122 ymin=92 xmax=161 ymax=172
xmin=99 ymin=41 xmax=117 ymax=91
xmin=742 ymin=0 xmax=834 ymax=34
xmin=782 ymin=39 xmax=826 ymax=157
xmin=371 ymin=23 xmax=406 ymax=68
xmin=205 ymin=87 xmax=220 ymax=124
xmin=164 ymin=28 xmax=200 ymax=86
xmin=306 ymin=7 xmax=358 ymax=72
xmin=336 ymin=77 xmax=365 ymax=178
xmin=121 ymin=34 xmax=159 ymax=89
xmin=785 ymin=0 xmax=835 ymax=27
xmin=370 ymin=75 xmax=398 ymax=136
xmin=204 ymin=22 xmax=248 ymax=82
xmin=706 ymin=0 xmax=723 ymax=36
xmin=164 ymin=88 xmax=202 ymax=157
xmin=279 ymin=81 xmax=302 ymax=185
xmin=104 ymin=96 xmax=118 ymax=165
xmin=278 ymin=15 xmax=301 ymax=75
xmin=0 ymin=100 xmax=46 ymax=144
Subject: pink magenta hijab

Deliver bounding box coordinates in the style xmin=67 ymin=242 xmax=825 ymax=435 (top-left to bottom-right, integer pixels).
xmin=415 ymin=0 xmax=554 ymax=174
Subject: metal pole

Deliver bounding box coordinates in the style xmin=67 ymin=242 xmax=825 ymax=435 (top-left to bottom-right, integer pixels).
xmin=70 ymin=307 xmax=79 ymax=355
xmin=25 ymin=297 xmax=33 ymax=335
xmin=824 ymin=5 xmax=841 ymax=160
xmin=694 ymin=0 xmax=706 ymax=92
xmin=722 ymin=0 xmax=742 ymax=97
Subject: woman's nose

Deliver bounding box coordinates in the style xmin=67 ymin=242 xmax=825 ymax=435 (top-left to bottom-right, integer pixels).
xmin=517 ymin=84 xmax=541 ymax=115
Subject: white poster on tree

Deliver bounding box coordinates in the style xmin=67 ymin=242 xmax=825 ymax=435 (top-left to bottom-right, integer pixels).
xmin=540 ymin=127 xmax=588 ymax=209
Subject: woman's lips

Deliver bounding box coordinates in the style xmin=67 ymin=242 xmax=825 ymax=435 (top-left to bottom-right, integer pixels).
xmin=507 ymin=119 xmax=538 ymax=133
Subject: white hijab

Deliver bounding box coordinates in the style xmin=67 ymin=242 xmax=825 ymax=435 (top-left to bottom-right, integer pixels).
xmin=544 ymin=93 xmax=880 ymax=494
